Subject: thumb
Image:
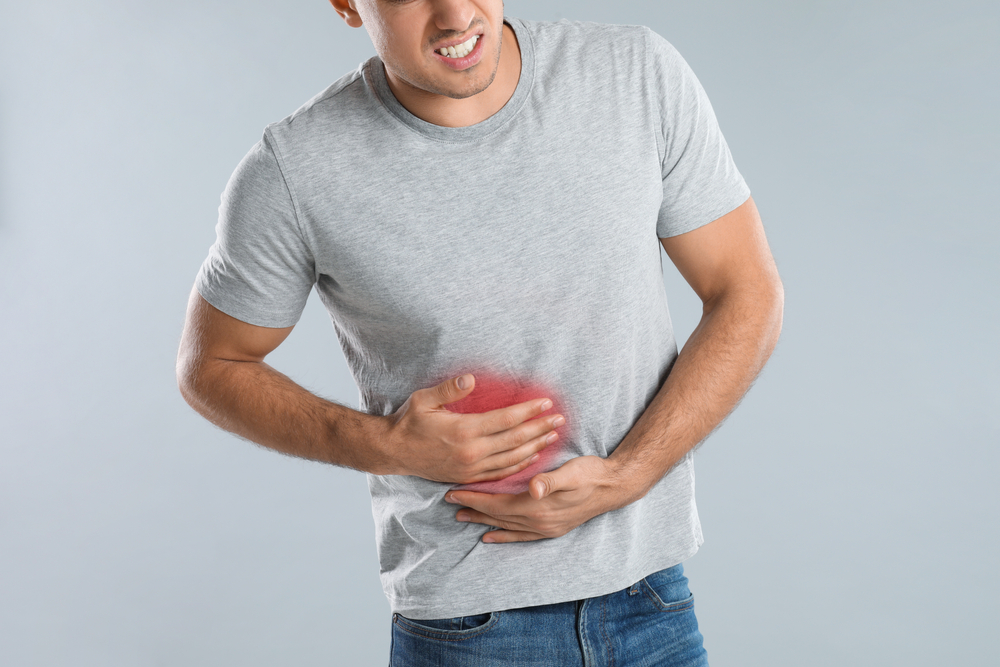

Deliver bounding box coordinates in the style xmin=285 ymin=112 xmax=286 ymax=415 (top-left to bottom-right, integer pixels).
xmin=429 ymin=374 xmax=476 ymax=408
xmin=530 ymin=472 xmax=558 ymax=500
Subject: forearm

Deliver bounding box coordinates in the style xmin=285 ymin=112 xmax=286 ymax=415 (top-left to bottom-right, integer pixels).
xmin=178 ymin=357 xmax=394 ymax=475
xmin=605 ymin=281 xmax=784 ymax=508
xmin=177 ymin=290 xmax=562 ymax=486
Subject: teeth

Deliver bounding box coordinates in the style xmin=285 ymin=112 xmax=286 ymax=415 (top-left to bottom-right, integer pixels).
xmin=438 ymin=34 xmax=478 ymax=58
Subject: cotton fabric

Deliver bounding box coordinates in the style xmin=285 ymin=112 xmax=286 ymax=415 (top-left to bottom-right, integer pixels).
xmin=196 ymin=17 xmax=749 ymax=619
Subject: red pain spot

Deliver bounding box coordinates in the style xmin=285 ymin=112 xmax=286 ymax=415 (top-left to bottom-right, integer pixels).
xmin=444 ymin=371 xmax=568 ymax=495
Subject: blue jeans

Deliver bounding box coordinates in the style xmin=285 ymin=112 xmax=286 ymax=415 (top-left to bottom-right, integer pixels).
xmin=389 ymin=563 xmax=708 ymax=666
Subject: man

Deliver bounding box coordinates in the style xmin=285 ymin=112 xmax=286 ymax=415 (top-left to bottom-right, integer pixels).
xmin=177 ymin=0 xmax=783 ymax=664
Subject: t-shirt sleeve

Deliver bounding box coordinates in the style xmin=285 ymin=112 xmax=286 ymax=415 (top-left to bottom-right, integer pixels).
xmin=645 ymin=27 xmax=751 ymax=238
xmin=195 ymin=133 xmax=316 ymax=328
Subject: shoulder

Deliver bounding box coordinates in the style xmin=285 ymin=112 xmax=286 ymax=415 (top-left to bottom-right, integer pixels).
xmin=513 ymin=16 xmax=648 ymax=49
xmin=521 ymin=17 xmax=689 ymax=81
xmin=276 ymin=61 xmax=370 ymax=128
xmin=262 ymin=59 xmax=379 ymax=164
xmin=512 ymin=17 xmax=654 ymax=94
xmin=514 ymin=16 xmax=650 ymax=66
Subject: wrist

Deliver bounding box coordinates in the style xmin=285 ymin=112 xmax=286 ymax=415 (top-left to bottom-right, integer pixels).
xmin=369 ymin=412 xmax=403 ymax=476
xmin=591 ymin=456 xmax=637 ymax=512
xmin=602 ymin=453 xmax=654 ymax=509
xmin=324 ymin=403 xmax=400 ymax=476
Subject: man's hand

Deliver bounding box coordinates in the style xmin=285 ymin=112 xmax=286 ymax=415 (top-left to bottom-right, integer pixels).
xmin=177 ymin=291 xmax=563 ymax=480
xmin=443 ymin=456 xmax=623 ymax=543
xmin=384 ymin=375 xmax=564 ymax=484
xmin=441 ymin=196 xmax=783 ymax=542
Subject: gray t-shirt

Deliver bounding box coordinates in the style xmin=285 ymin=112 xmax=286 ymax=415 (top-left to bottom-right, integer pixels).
xmin=196 ymin=17 xmax=750 ymax=619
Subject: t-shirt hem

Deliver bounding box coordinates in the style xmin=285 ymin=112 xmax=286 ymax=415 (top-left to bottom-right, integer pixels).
xmin=657 ymin=186 xmax=752 ymax=239
xmin=385 ymin=541 xmax=703 ymax=619
xmin=195 ymin=280 xmax=304 ymax=330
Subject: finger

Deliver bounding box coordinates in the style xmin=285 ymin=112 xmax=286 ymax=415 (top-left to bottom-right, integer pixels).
xmin=468 ymin=449 xmax=544 ymax=483
xmin=529 ymin=472 xmax=557 ymax=500
xmin=472 ymin=397 xmax=555 ymax=439
xmin=475 ymin=429 xmax=560 ymax=481
xmin=485 ymin=412 xmax=564 ymax=457
xmin=455 ymin=509 xmax=528 ymax=532
xmin=446 ymin=490 xmax=517 ymax=514
xmin=422 ymin=374 xmax=476 ymax=408
xmin=482 ymin=530 xmax=547 ymax=544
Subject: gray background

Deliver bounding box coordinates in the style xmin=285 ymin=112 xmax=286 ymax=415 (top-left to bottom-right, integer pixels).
xmin=1 ymin=0 xmax=996 ymax=665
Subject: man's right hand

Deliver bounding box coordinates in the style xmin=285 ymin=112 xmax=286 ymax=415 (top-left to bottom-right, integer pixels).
xmin=383 ymin=375 xmax=564 ymax=485
xmin=178 ymin=290 xmax=562 ymax=482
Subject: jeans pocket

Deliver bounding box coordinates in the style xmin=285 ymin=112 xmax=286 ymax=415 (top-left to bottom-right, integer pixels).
xmin=641 ymin=565 xmax=695 ymax=613
xmin=394 ymin=611 xmax=498 ymax=640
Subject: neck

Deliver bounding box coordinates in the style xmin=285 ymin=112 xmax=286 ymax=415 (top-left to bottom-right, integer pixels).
xmin=385 ymin=23 xmax=522 ymax=128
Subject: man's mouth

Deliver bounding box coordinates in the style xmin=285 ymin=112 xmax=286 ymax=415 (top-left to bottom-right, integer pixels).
xmin=437 ymin=34 xmax=480 ymax=59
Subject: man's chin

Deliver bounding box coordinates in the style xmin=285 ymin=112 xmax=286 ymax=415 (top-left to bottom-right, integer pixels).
xmin=439 ymin=84 xmax=493 ymax=101
xmin=418 ymin=65 xmax=499 ymax=100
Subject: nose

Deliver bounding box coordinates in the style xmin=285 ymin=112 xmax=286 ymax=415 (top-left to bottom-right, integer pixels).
xmin=431 ymin=0 xmax=477 ymax=35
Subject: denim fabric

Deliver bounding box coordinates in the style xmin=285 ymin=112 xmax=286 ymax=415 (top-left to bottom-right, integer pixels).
xmin=389 ymin=563 xmax=708 ymax=666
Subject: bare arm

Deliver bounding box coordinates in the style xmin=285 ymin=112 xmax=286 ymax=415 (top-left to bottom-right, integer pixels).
xmin=176 ymin=288 xmax=563 ymax=482
xmin=605 ymin=195 xmax=784 ymax=503
xmin=445 ymin=196 xmax=784 ymax=541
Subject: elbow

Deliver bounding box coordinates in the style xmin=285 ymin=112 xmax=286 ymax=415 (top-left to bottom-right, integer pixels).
xmin=176 ymin=338 xmax=207 ymax=411
xmin=769 ymin=271 xmax=784 ymax=318
xmin=764 ymin=272 xmax=785 ymax=347
xmin=176 ymin=352 xmax=198 ymax=409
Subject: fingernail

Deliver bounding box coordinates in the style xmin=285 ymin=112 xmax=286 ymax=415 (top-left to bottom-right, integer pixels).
xmin=552 ymin=415 xmax=565 ymax=427
xmin=540 ymin=399 xmax=553 ymax=411
xmin=483 ymin=535 xmax=495 ymax=543
xmin=545 ymin=431 xmax=558 ymax=444
xmin=457 ymin=375 xmax=469 ymax=390
xmin=528 ymin=454 xmax=541 ymax=464
xmin=456 ymin=513 xmax=470 ymax=522
xmin=445 ymin=493 xmax=456 ymax=503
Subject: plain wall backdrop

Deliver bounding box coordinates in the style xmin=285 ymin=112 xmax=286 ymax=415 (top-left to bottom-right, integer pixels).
xmin=1 ymin=1 xmax=997 ymax=665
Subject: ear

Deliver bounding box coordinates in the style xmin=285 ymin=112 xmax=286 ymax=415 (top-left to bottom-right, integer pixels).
xmin=328 ymin=0 xmax=364 ymax=28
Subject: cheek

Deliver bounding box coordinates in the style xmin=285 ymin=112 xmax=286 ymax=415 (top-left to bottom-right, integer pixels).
xmin=370 ymin=27 xmax=393 ymax=58
xmin=361 ymin=12 xmax=399 ymax=58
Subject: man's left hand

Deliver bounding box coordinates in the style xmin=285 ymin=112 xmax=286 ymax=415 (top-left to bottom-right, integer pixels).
xmin=444 ymin=456 xmax=628 ymax=543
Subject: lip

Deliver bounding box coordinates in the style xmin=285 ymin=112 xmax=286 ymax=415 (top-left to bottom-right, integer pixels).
xmin=432 ymin=29 xmax=484 ymax=52
xmin=432 ymin=31 xmax=486 ymax=71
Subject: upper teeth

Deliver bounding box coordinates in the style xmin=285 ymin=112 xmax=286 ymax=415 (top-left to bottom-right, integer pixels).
xmin=439 ymin=35 xmax=478 ymax=58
